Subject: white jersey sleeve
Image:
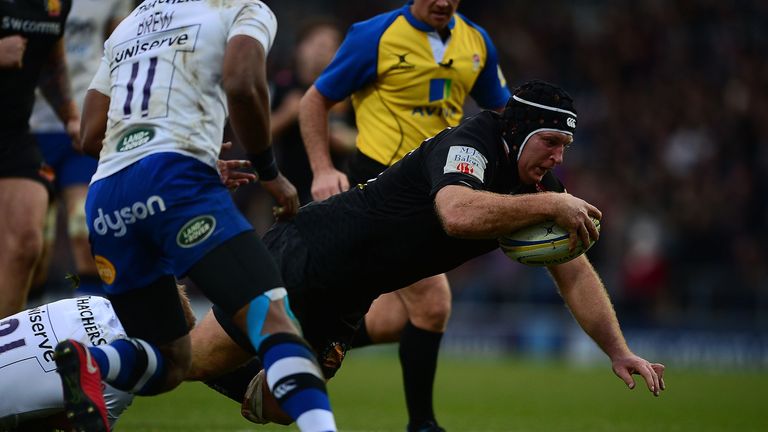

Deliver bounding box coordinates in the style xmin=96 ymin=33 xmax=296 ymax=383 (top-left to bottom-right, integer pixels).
xmin=227 ymin=1 xmax=277 ymax=51
xmin=90 ymin=0 xmax=278 ymax=183
xmin=89 ymin=53 xmax=112 ymax=96
xmin=0 ymin=297 xmax=132 ymax=427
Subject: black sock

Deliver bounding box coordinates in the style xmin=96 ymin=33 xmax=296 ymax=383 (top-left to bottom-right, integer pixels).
xmin=399 ymin=321 xmax=443 ymax=428
xmin=349 ymin=317 xmax=373 ymax=348
xmin=74 ymin=274 xmax=104 ymax=295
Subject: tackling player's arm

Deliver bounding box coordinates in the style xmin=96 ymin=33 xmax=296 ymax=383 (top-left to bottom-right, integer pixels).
xmin=299 ymin=85 xmax=349 ymax=200
xmin=223 ymin=34 xmax=299 ymax=218
xmin=435 ymin=185 xmax=600 ymax=248
xmin=548 ymin=257 xmax=666 ymax=396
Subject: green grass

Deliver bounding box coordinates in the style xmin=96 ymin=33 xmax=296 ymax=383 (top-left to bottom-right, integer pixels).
xmin=117 ymin=350 xmax=768 ymax=431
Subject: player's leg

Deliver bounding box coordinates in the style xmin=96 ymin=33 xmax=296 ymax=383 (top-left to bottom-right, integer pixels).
xmin=187 ymin=309 xmax=254 ymax=380
xmin=0 ymin=178 xmax=48 ymax=317
xmin=28 ymin=202 xmax=57 ymax=293
xmin=351 ymin=292 xmax=409 ymax=346
xmin=63 ymin=184 xmax=102 ymax=294
xmin=188 ymin=231 xmax=336 ymax=431
xmin=358 ymin=274 xmax=451 ymax=432
xmin=55 ymin=142 xmax=101 ymax=294
xmin=399 ymin=274 xmax=451 ymax=432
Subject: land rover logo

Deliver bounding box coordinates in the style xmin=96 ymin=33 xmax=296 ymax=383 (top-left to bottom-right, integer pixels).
xmin=176 ymin=215 xmax=216 ymax=248
xmin=117 ymin=127 xmax=155 ymax=152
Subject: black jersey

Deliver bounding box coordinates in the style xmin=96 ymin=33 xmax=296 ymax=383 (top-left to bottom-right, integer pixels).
xmin=0 ymin=0 xmax=71 ymax=139
xmin=292 ymin=110 xmax=566 ymax=311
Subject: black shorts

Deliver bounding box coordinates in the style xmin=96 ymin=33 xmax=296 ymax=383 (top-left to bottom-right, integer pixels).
xmin=347 ymin=149 xmax=388 ymax=187
xmin=0 ymin=133 xmax=54 ymax=196
xmin=215 ymin=221 xmax=363 ymax=377
xmin=262 ymin=222 xmax=362 ymax=350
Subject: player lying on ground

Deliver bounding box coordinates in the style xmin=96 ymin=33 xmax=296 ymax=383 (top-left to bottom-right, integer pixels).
xmin=187 ymin=81 xmax=666 ymax=425
xmin=0 ymin=288 xmax=195 ymax=431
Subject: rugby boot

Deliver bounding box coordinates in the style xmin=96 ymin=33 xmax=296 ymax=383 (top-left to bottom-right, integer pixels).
xmin=408 ymin=420 xmax=446 ymax=432
xmin=54 ymin=339 xmax=110 ymax=432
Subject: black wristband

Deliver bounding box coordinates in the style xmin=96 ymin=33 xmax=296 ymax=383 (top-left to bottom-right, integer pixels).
xmin=247 ymin=147 xmax=279 ymax=181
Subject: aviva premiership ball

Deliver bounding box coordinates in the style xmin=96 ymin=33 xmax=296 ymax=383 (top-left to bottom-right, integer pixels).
xmin=498 ymin=218 xmax=601 ymax=266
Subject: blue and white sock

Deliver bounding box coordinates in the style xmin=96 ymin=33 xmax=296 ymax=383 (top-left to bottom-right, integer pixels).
xmin=88 ymin=338 xmax=166 ymax=395
xmin=245 ymin=288 xmax=336 ymax=431
xmin=258 ymin=333 xmax=336 ymax=432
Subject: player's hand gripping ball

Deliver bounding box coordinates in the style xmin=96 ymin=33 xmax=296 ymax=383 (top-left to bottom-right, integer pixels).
xmin=498 ymin=217 xmax=601 ymax=266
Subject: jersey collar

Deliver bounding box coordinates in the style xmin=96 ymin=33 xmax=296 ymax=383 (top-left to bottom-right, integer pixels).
xmin=402 ymin=1 xmax=456 ymax=33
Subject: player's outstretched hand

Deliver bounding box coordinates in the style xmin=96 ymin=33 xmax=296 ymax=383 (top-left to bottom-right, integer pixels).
xmin=261 ymin=173 xmax=299 ymax=221
xmin=217 ymin=159 xmax=256 ymax=190
xmin=311 ymin=168 xmax=349 ymax=201
xmin=611 ymin=353 xmax=666 ymax=397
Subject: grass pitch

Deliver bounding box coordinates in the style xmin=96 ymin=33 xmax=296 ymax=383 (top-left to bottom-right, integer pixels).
xmin=117 ymin=350 xmax=767 ymax=431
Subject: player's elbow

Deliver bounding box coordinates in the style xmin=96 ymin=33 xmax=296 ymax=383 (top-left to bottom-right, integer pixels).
xmin=223 ymin=77 xmax=257 ymax=104
xmin=435 ymin=186 xmax=478 ymax=238
xmin=300 ymin=85 xmax=335 ymax=114
xmin=439 ymin=209 xmax=475 ymax=238
xmin=435 ymin=201 xmax=474 ymax=238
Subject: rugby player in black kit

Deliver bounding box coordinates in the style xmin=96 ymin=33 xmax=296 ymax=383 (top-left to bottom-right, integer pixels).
xmin=0 ymin=0 xmax=77 ymax=318
xmin=189 ymin=81 xmax=666 ymax=425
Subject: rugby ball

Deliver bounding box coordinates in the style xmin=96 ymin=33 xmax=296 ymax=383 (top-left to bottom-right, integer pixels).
xmin=498 ymin=218 xmax=601 ymax=266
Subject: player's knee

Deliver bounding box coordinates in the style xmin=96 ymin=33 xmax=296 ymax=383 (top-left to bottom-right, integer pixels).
xmin=66 ymin=197 xmax=89 ymax=239
xmin=5 ymin=225 xmax=44 ymax=266
xmin=405 ymin=285 xmax=452 ymax=330
xmin=156 ymin=340 xmax=193 ymax=392
xmin=410 ymin=299 xmax=451 ymax=331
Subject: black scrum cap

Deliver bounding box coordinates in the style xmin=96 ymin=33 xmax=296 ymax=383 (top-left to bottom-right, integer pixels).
xmin=502 ymin=80 xmax=577 ymax=160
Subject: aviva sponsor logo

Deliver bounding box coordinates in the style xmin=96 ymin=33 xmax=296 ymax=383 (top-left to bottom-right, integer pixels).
xmin=177 ymin=215 xmax=216 ymax=248
xmin=117 ymin=127 xmax=155 ymax=152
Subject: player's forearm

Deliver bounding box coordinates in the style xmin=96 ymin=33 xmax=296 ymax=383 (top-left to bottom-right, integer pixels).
xmin=299 ymin=86 xmax=336 ymax=174
xmin=39 ymin=39 xmax=77 ymax=125
xmin=551 ymin=258 xmax=632 ymax=360
xmin=223 ymin=36 xmax=271 ymax=155
xmin=227 ymin=90 xmax=271 ymax=155
xmin=435 ymin=185 xmax=561 ymax=238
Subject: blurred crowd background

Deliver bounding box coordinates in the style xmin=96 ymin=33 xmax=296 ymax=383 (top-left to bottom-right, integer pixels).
xmin=41 ymin=0 xmax=768 ymax=366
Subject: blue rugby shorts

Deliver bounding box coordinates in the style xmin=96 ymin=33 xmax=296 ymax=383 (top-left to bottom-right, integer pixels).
xmin=35 ymin=132 xmax=98 ymax=188
xmin=85 ymin=152 xmax=252 ymax=294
